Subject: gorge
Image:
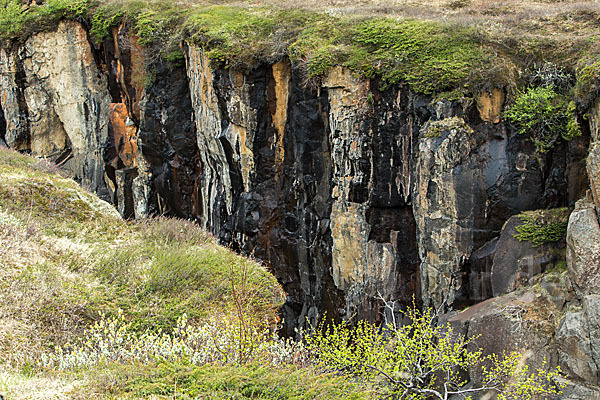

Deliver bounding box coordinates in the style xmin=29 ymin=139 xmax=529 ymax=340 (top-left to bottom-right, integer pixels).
xmin=1 ymin=4 xmax=600 ymax=397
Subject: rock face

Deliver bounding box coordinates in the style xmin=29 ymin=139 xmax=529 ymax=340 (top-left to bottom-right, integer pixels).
xmin=0 ymin=21 xmax=111 ymax=196
xmin=2 ymin=20 xmax=600 ymax=397
xmin=556 ymin=310 xmax=598 ymax=383
xmin=0 ymin=22 xmax=590 ymax=331
xmin=567 ymin=198 xmax=600 ymax=297
xmin=448 ymin=288 xmax=562 ymax=380
xmin=491 ymin=211 xmax=567 ymax=297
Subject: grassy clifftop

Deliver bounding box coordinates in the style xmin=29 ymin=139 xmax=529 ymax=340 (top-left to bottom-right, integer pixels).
xmin=0 ymin=147 xmax=370 ymax=398
xmin=0 ymin=0 xmax=598 ymax=97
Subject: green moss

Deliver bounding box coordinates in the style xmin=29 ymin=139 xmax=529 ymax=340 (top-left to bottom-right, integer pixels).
xmin=423 ymin=117 xmax=473 ymax=138
xmin=0 ymin=1 xmax=595 ymax=97
xmin=513 ymin=208 xmax=570 ymax=247
xmin=85 ymin=361 xmax=371 ymax=399
xmin=0 ymin=2 xmax=511 ymax=95
xmin=0 ymin=0 xmax=92 ymax=40
xmin=575 ymin=61 xmax=600 ymax=110
xmin=288 ymin=16 xmax=493 ymax=93
xmin=505 ymin=86 xmax=581 ymax=153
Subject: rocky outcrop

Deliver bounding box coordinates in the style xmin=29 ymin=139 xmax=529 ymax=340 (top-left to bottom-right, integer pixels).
xmin=556 ymin=310 xmax=598 ymax=383
xmin=567 ymin=198 xmax=600 ymax=297
xmin=491 ymin=210 xmax=567 ymax=297
xmin=447 ymin=288 xmax=563 ymax=384
xmin=0 ymin=21 xmax=111 ymax=196
xmin=413 ymin=117 xmax=486 ymax=308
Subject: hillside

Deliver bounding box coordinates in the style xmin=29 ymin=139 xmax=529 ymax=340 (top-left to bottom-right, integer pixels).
xmin=0 ymin=147 xmax=369 ymax=399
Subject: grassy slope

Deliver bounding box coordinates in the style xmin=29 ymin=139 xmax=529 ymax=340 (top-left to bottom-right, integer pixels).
xmin=0 ymin=148 xmax=370 ymax=399
xmin=0 ymin=147 xmax=283 ymax=360
xmin=0 ymin=0 xmax=598 ymax=98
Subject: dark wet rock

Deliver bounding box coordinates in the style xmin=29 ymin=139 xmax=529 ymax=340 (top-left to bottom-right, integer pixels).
xmin=115 ymin=167 xmax=138 ymax=219
xmin=468 ymin=237 xmax=498 ymax=303
xmin=491 ymin=211 xmax=566 ymax=297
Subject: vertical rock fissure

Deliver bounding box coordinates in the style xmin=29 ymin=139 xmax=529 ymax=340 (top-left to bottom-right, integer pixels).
xmin=0 ymin=104 xmax=6 ymax=146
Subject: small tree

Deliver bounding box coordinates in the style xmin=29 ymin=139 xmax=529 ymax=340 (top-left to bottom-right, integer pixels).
xmin=305 ymin=303 xmax=564 ymax=400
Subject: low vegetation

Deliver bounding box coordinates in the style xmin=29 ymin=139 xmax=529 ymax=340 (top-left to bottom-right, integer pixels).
xmin=0 ymin=0 xmax=598 ymax=98
xmin=513 ymin=208 xmax=570 ymax=247
xmin=305 ymin=302 xmax=565 ymax=400
xmin=505 ymin=85 xmax=581 ymax=153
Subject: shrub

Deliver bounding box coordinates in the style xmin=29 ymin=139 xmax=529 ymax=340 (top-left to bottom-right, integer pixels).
xmin=505 ymin=86 xmax=581 ymax=153
xmin=305 ymin=304 xmax=565 ymax=399
xmin=92 ymin=361 xmax=370 ymax=399
xmin=513 ymin=208 xmax=569 ymax=247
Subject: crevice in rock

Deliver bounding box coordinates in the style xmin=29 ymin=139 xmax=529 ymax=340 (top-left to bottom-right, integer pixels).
xmin=13 ymin=46 xmax=31 ymax=151
xmin=0 ymin=105 xmax=6 ymax=146
xmin=219 ymin=132 xmax=243 ymax=199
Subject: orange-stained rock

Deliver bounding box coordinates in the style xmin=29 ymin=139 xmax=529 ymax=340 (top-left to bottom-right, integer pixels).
xmin=477 ymin=88 xmax=504 ymax=123
xmin=112 ymin=23 xmax=145 ymax=123
xmin=109 ymin=103 xmax=138 ymax=168
xmin=271 ymin=61 xmax=291 ymax=176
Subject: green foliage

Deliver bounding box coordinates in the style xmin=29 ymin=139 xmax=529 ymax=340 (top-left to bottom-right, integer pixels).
xmin=0 ymin=1 xmax=595 ymax=96
xmin=350 ymin=19 xmax=485 ymax=93
xmin=0 ymin=0 xmax=93 ymax=40
xmin=505 ymin=86 xmax=581 ymax=153
xmin=305 ymin=305 xmax=565 ymax=399
xmin=89 ymin=3 xmax=124 ymax=42
xmin=575 ymin=61 xmax=600 ymax=110
xmin=289 ymin=17 xmax=489 ymax=93
xmin=185 ymin=7 xmax=312 ymax=69
xmin=514 ymin=208 xmax=569 ymax=247
xmin=0 ymin=1 xmax=27 ymax=39
xmin=0 ymin=1 xmax=512 ymax=94
xmin=89 ymin=361 xmax=370 ymax=399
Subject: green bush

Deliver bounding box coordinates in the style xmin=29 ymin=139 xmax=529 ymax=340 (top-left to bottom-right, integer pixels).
xmin=90 ymin=361 xmax=371 ymax=399
xmin=513 ymin=208 xmax=569 ymax=247
xmin=305 ymin=305 xmax=565 ymax=400
xmin=505 ymin=86 xmax=581 ymax=153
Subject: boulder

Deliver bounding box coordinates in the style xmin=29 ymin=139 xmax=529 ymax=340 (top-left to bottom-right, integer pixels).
xmin=566 ymin=199 xmax=600 ymax=297
xmin=558 ymin=378 xmax=600 ymax=400
xmin=555 ymin=311 xmax=598 ymax=383
xmin=491 ymin=210 xmax=567 ymax=297
xmin=448 ymin=289 xmax=560 ymax=384
xmin=584 ymin=295 xmax=600 ymax=385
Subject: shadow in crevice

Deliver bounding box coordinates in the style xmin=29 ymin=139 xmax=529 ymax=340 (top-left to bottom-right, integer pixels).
xmin=0 ymin=106 xmax=6 ymax=147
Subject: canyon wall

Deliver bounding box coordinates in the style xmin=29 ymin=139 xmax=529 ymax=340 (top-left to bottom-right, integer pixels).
xmin=2 ymin=22 xmax=600 ymax=395
xmin=0 ymin=21 xmax=590 ymax=323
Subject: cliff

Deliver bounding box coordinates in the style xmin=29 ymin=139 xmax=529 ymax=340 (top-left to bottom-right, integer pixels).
xmin=1 ymin=1 xmax=600 ymax=397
